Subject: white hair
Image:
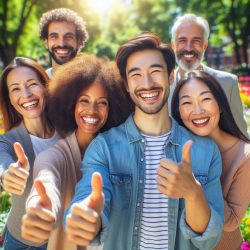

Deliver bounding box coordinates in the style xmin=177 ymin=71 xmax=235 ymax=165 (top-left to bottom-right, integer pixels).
xmin=171 ymin=13 xmax=210 ymax=41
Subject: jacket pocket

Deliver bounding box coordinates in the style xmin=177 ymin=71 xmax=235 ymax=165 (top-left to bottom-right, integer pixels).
xmin=109 ymin=173 xmax=132 ymax=210
xmin=194 ymin=174 xmax=208 ymax=186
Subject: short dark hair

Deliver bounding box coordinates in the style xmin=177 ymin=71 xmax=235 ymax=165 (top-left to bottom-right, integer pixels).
xmin=0 ymin=57 xmax=49 ymax=132
xmin=39 ymin=8 xmax=88 ymax=48
xmin=48 ymin=53 xmax=133 ymax=136
xmin=116 ymin=32 xmax=175 ymax=85
xmin=171 ymin=70 xmax=250 ymax=142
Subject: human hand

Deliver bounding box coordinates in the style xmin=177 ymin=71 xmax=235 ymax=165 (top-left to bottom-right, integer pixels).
xmin=66 ymin=172 xmax=104 ymax=246
xmin=21 ymin=179 xmax=55 ymax=244
xmin=156 ymin=140 xmax=200 ymax=200
xmin=2 ymin=142 xmax=30 ymax=195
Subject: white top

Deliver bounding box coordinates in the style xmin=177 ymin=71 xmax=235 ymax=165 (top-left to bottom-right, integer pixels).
xmin=46 ymin=68 xmax=52 ymax=79
xmin=30 ymin=131 xmax=60 ymax=156
xmin=139 ymin=132 xmax=170 ymax=250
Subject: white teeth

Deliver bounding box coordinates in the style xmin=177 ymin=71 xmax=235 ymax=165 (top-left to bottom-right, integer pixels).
xmin=22 ymin=101 xmax=38 ymax=108
xmin=140 ymin=92 xmax=158 ymax=98
xmin=82 ymin=117 xmax=99 ymax=124
xmin=193 ymin=118 xmax=209 ymax=124
xmin=184 ymin=54 xmax=194 ymax=58
xmin=55 ymin=49 xmax=69 ymax=55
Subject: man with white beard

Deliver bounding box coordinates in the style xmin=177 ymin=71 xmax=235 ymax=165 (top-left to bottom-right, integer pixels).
xmin=169 ymin=13 xmax=248 ymax=137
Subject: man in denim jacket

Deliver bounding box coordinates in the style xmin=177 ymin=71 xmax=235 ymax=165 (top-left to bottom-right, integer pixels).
xmin=64 ymin=32 xmax=224 ymax=250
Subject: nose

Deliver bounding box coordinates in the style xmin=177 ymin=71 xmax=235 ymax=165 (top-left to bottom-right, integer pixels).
xmin=57 ymin=36 xmax=65 ymax=47
xmin=185 ymin=40 xmax=194 ymax=51
xmin=194 ymin=103 xmax=204 ymax=114
xmin=88 ymin=103 xmax=98 ymax=113
xmin=21 ymin=86 xmax=32 ymax=98
xmin=143 ymin=72 xmax=153 ymax=87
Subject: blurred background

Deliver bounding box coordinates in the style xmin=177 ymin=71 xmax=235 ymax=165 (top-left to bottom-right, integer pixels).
xmin=0 ymin=0 xmax=250 ymax=245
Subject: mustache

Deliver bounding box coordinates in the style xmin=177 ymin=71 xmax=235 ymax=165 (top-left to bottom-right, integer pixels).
xmin=179 ymin=50 xmax=199 ymax=57
xmin=51 ymin=45 xmax=74 ymax=51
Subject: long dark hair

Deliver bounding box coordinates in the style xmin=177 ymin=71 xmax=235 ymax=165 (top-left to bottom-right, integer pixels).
xmin=171 ymin=70 xmax=249 ymax=142
xmin=0 ymin=57 xmax=49 ymax=132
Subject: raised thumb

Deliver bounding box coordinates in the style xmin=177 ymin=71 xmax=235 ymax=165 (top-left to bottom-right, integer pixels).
xmin=182 ymin=140 xmax=193 ymax=164
xmin=14 ymin=142 xmax=29 ymax=170
xmin=87 ymin=172 xmax=103 ymax=214
xmin=34 ymin=179 xmax=52 ymax=210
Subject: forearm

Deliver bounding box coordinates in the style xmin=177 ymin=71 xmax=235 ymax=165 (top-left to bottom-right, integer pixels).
xmin=185 ymin=184 xmax=211 ymax=233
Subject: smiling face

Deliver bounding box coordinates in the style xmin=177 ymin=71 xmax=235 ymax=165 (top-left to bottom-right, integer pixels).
xmin=126 ymin=49 xmax=171 ymax=115
xmin=178 ymin=78 xmax=220 ymax=137
xmin=74 ymin=81 xmax=109 ymax=136
xmin=172 ymin=22 xmax=208 ymax=72
xmin=45 ymin=21 xmax=80 ymax=66
xmin=7 ymin=66 xmax=46 ymax=122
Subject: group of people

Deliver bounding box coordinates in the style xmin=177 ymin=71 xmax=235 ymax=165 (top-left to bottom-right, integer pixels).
xmin=0 ymin=7 xmax=249 ymax=250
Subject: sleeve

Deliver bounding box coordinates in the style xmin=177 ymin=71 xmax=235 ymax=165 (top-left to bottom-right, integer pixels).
xmin=0 ymin=137 xmax=15 ymax=187
xmin=63 ymin=137 xmax=112 ymax=245
xmin=180 ymin=142 xmax=224 ymax=249
xmin=26 ymin=148 xmax=63 ymax=222
xmin=229 ymin=76 xmax=248 ymax=137
xmin=223 ymin=152 xmax=250 ymax=231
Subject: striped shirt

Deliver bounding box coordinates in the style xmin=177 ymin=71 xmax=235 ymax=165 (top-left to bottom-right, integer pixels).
xmin=139 ymin=132 xmax=170 ymax=250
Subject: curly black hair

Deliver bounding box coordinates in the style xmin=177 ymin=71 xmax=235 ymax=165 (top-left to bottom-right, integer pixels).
xmin=47 ymin=53 xmax=133 ymax=136
xmin=40 ymin=8 xmax=88 ymax=48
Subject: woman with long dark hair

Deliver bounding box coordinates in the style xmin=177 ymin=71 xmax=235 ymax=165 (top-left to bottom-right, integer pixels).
xmin=171 ymin=70 xmax=250 ymax=250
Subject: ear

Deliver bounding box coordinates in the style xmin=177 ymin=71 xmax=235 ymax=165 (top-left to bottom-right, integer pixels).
xmin=169 ymin=70 xmax=175 ymax=86
xmin=203 ymin=39 xmax=208 ymax=51
xmin=171 ymin=40 xmax=176 ymax=51
xmin=44 ymin=39 xmax=49 ymax=49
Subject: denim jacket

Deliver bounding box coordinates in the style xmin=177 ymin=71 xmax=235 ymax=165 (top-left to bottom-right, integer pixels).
xmin=65 ymin=115 xmax=224 ymax=250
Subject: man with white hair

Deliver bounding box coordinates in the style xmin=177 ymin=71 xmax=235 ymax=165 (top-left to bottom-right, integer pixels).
xmin=170 ymin=13 xmax=248 ymax=137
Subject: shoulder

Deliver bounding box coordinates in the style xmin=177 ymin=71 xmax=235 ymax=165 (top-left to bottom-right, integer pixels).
xmin=203 ymin=65 xmax=237 ymax=83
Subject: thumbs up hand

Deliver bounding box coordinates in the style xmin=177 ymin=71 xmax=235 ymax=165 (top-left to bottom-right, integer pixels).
xmin=66 ymin=172 xmax=104 ymax=247
xmin=21 ymin=179 xmax=55 ymax=244
xmin=156 ymin=140 xmax=200 ymax=200
xmin=2 ymin=142 xmax=30 ymax=195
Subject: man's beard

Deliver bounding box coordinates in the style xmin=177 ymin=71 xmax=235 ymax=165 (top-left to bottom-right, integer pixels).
xmin=48 ymin=46 xmax=78 ymax=65
xmin=176 ymin=49 xmax=204 ymax=72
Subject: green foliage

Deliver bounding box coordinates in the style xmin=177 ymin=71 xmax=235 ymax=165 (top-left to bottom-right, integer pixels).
xmin=241 ymin=205 xmax=250 ymax=242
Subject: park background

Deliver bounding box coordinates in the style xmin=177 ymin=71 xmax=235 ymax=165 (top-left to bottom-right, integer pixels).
xmin=0 ymin=0 xmax=250 ymax=246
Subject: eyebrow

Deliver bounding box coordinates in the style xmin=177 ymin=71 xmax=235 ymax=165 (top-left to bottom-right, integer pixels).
xmin=79 ymin=94 xmax=108 ymax=99
xmin=180 ymin=90 xmax=212 ymax=100
xmin=127 ymin=64 xmax=164 ymax=75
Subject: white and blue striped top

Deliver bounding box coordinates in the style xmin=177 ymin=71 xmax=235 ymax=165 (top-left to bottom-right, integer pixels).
xmin=139 ymin=132 xmax=170 ymax=250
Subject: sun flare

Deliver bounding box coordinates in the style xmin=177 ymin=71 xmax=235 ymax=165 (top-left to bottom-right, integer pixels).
xmin=89 ymin=0 xmax=114 ymax=15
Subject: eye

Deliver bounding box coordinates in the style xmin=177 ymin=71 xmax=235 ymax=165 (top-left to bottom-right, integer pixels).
xmin=180 ymin=101 xmax=192 ymax=105
xmin=49 ymin=34 xmax=58 ymax=39
xmin=97 ymin=100 xmax=109 ymax=106
xmin=10 ymin=87 xmax=20 ymax=93
xmin=202 ymin=97 xmax=212 ymax=102
xmin=65 ymin=34 xmax=75 ymax=40
xmin=79 ymin=98 xmax=89 ymax=104
xmin=28 ymin=82 xmax=39 ymax=87
xmin=130 ymin=73 xmax=141 ymax=78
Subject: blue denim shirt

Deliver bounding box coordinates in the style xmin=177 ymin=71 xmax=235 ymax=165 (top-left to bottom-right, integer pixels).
xmin=65 ymin=115 xmax=224 ymax=250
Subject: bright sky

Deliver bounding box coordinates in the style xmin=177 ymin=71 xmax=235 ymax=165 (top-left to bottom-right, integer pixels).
xmin=89 ymin=0 xmax=115 ymax=15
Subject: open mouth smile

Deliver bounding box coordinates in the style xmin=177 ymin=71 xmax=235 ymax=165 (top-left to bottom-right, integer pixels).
xmin=192 ymin=117 xmax=209 ymax=126
xmin=21 ymin=100 xmax=39 ymax=110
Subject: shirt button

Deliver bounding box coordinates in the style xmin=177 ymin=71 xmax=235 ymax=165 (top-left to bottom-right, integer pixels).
xmin=137 ymin=203 xmax=140 ymax=207
xmin=141 ymin=139 xmax=144 ymax=143
xmin=135 ymin=226 xmax=138 ymax=230
xmin=139 ymin=179 xmax=143 ymax=184
xmin=140 ymin=158 xmax=143 ymax=161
